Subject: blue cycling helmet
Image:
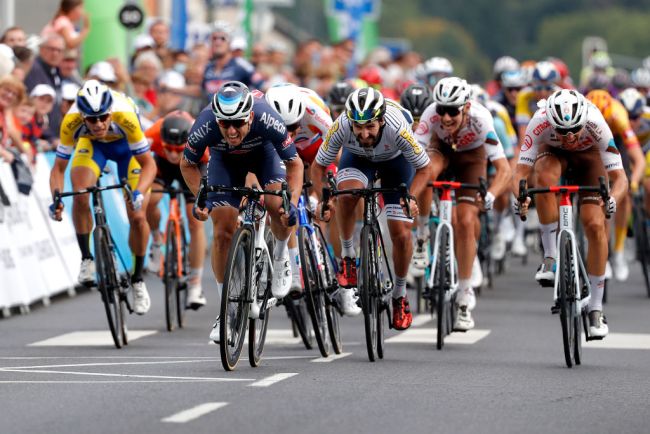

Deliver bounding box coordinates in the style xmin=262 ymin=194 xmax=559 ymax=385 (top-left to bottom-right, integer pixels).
xmin=77 ymin=79 xmax=113 ymax=116
xmin=211 ymin=81 xmax=254 ymax=120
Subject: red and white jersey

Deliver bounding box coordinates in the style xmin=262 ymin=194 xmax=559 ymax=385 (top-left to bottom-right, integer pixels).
xmin=518 ymin=103 xmax=624 ymax=171
xmin=294 ymin=87 xmax=333 ymax=157
xmin=414 ymin=102 xmax=506 ymax=162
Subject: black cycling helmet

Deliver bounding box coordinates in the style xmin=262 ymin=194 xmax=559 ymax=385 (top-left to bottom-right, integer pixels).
xmin=400 ymin=83 xmax=433 ymax=119
xmin=161 ymin=114 xmax=192 ymax=145
xmin=327 ymin=81 xmax=355 ymax=109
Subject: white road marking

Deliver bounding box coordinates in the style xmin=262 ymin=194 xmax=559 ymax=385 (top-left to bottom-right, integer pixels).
xmin=583 ymin=333 xmax=650 ymax=350
xmin=207 ymin=329 xmax=302 ymax=346
xmin=28 ymin=330 xmax=157 ymax=346
xmin=0 ymin=380 xmax=238 ymax=384
xmin=0 ymin=368 xmax=252 ymax=382
xmin=0 ymin=359 xmax=219 ymax=371
xmin=386 ymin=328 xmax=491 ymax=344
xmin=162 ymin=402 xmax=228 ymax=423
xmin=249 ymin=372 xmax=298 ymax=387
xmin=411 ymin=314 xmax=433 ymax=327
xmin=311 ymin=352 xmax=352 ymax=363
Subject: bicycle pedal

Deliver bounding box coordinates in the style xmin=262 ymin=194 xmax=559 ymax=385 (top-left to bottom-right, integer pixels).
xmin=586 ymin=335 xmax=605 ymax=342
xmin=538 ymin=279 xmax=554 ymax=288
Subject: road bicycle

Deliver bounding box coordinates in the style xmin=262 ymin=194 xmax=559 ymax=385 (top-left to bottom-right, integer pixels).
xmin=197 ymin=177 xmax=290 ymax=371
xmin=323 ymin=172 xmax=412 ymax=362
xmin=518 ymin=177 xmax=610 ymax=368
xmin=54 ymin=178 xmax=134 ymax=349
xmin=631 ymin=190 xmax=650 ymax=297
xmin=425 ymin=180 xmax=487 ymax=350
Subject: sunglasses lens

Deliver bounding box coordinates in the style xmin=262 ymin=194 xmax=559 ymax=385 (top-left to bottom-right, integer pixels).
xmin=218 ymin=119 xmax=247 ymax=128
xmin=84 ymin=114 xmax=109 ymax=124
xmin=435 ymin=105 xmax=461 ymax=116
xmin=557 ymin=126 xmax=581 ymax=136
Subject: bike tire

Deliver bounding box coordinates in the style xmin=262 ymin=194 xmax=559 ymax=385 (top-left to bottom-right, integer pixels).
xmin=95 ymin=227 xmax=123 ymax=349
xmin=286 ymin=297 xmax=314 ymax=350
xmin=558 ymin=231 xmax=575 ymax=368
xmin=360 ymin=225 xmax=378 ymax=362
xmin=248 ymin=235 xmax=273 ymax=367
xmin=436 ymin=225 xmax=450 ymax=350
xmin=299 ymin=226 xmax=330 ymax=357
xmin=633 ymin=201 xmax=650 ymax=297
xmin=219 ymin=226 xmax=252 ymax=371
xmin=164 ymin=220 xmax=178 ymax=332
xmin=314 ymin=224 xmax=342 ymax=354
xmin=177 ymin=223 xmax=189 ymax=328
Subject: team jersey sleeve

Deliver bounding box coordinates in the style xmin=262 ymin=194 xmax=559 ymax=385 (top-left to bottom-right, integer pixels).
xmin=56 ymin=109 xmax=83 ymax=160
xmin=145 ymin=118 xmax=164 ymax=157
xmin=515 ymin=89 xmax=534 ymax=127
xmin=185 ymin=107 xmax=215 ymax=164
xmin=611 ymin=103 xmax=640 ymax=150
xmin=305 ymin=101 xmax=333 ymax=149
xmin=481 ymin=114 xmax=507 ymax=162
xmin=388 ymin=109 xmax=429 ymax=169
xmin=517 ymin=110 xmax=545 ymax=166
xmin=413 ymin=104 xmax=436 ymax=151
xmin=111 ymin=110 xmax=149 ymax=155
xmin=591 ymin=113 xmax=624 ymax=172
xmin=315 ymin=116 xmax=346 ymax=167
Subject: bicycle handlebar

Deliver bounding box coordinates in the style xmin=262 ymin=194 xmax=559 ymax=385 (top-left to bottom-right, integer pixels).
xmin=427 ymin=178 xmax=488 ymax=198
xmin=53 ymin=178 xmax=132 ymax=209
xmin=195 ymin=176 xmax=291 ymax=215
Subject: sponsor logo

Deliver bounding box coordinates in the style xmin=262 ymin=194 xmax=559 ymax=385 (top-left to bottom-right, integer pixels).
xmin=188 ymin=121 xmax=212 ymax=146
xmin=132 ymin=168 xmax=141 ymax=175
xmin=306 ymin=107 xmax=316 ymax=115
xmin=259 ymin=112 xmax=286 ymax=134
xmin=281 ymin=136 xmax=293 ymax=150
xmin=522 ymin=134 xmax=533 ymax=151
xmin=322 ymin=120 xmax=339 ymax=152
xmin=400 ymin=129 xmax=423 ymax=154
xmin=532 ymin=120 xmax=550 ymax=136
xmin=456 ymin=132 xmax=476 ymax=148
xmin=415 ymin=121 xmax=429 ymax=135
xmin=251 ymin=89 xmax=264 ymax=99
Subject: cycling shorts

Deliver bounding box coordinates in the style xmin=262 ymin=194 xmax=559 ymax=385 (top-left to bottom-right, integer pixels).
xmin=71 ymin=137 xmax=140 ymax=190
xmin=154 ymin=155 xmax=198 ymax=202
xmin=430 ymin=142 xmax=487 ymax=205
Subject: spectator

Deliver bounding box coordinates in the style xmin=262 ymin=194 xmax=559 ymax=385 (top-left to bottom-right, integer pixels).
xmin=148 ymin=19 xmax=171 ymax=62
xmin=133 ymin=50 xmax=164 ymax=106
xmin=11 ymin=45 xmax=35 ymax=81
xmin=41 ymin=0 xmax=90 ymax=49
xmin=87 ymin=60 xmax=118 ymax=88
xmin=60 ymin=48 xmax=81 ymax=85
xmin=332 ymin=38 xmax=356 ymax=78
xmin=60 ymin=81 xmax=78 ymax=114
xmin=0 ymin=44 xmax=15 ymax=77
xmin=0 ymin=76 xmax=26 ymax=161
xmin=230 ymin=36 xmax=247 ymax=58
xmin=20 ymin=84 xmax=57 ymax=159
xmin=152 ymin=70 xmax=186 ymax=118
xmin=293 ymin=38 xmax=322 ymax=86
xmin=250 ymin=42 xmax=268 ymax=68
xmin=130 ymin=71 xmax=154 ymax=120
xmin=1 ymin=26 xmax=27 ymax=48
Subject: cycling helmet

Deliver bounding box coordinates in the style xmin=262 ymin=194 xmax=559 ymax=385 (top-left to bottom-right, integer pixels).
xmin=501 ymin=69 xmax=528 ymax=88
xmin=532 ymin=61 xmax=560 ymax=84
xmin=469 ymin=84 xmax=489 ymax=106
xmin=618 ymin=87 xmax=646 ymax=118
xmin=358 ymin=65 xmax=384 ymax=87
xmin=590 ymin=51 xmax=611 ymax=69
xmin=76 ymin=79 xmax=113 ymax=117
xmin=425 ymin=57 xmax=454 ymax=76
xmin=328 ymin=81 xmax=355 ymax=108
xmin=400 ymin=83 xmax=433 ymax=119
xmin=631 ymin=68 xmax=650 ymax=88
xmin=586 ymin=89 xmax=613 ymax=114
xmin=493 ymin=56 xmax=520 ymax=78
xmin=547 ymin=57 xmax=570 ymax=81
xmin=586 ymin=72 xmax=611 ymax=91
xmin=643 ymin=56 xmax=650 ymax=72
xmin=161 ymin=115 xmax=192 ymax=145
xmin=265 ymin=83 xmax=305 ymax=125
xmin=211 ymin=81 xmax=253 ymax=120
xmin=612 ymin=68 xmax=630 ymax=90
xmin=432 ymin=77 xmax=471 ymax=107
xmin=546 ymin=89 xmax=589 ymax=130
xmin=345 ymin=87 xmax=386 ymax=124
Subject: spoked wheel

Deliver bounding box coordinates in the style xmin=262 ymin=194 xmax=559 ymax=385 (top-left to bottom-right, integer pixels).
xmin=220 ymin=227 xmax=252 ymax=371
xmin=248 ymin=238 xmax=273 ymax=367
xmin=376 ymin=297 xmax=385 ymax=359
xmin=632 ymin=198 xmax=650 ymax=297
xmin=435 ymin=226 xmax=450 ymax=350
xmin=573 ymin=310 xmax=583 ymax=365
xmin=177 ymin=228 xmax=189 ymax=328
xmin=558 ymin=232 xmax=576 ymax=368
xmin=95 ymin=227 xmax=124 ymax=349
xmin=285 ymin=296 xmax=314 ymax=350
xmin=299 ymin=226 xmax=330 ymax=357
xmin=314 ymin=224 xmax=342 ymax=354
xmin=164 ymin=220 xmax=179 ymax=332
xmin=360 ymin=225 xmax=378 ymax=361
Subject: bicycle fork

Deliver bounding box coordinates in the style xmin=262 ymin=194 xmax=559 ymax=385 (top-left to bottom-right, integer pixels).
xmin=249 ymin=221 xmax=277 ymax=320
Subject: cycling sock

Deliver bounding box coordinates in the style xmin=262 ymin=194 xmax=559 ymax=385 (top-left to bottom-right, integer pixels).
xmin=588 ymin=274 xmax=605 ymax=312
xmin=289 ymin=247 xmax=300 ymax=276
xmin=188 ymin=267 xmax=203 ymax=286
xmin=393 ymin=276 xmax=407 ymax=298
xmin=131 ymin=255 xmax=145 ymax=283
xmin=614 ymin=226 xmax=627 ymax=253
xmin=76 ymin=233 xmax=93 ymax=260
xmin=514 ymin=216 xmax=526 ymax=239
xmin=416 ymin=216 xmax=430 ymax=240
xmin=458 ymin=278 xmax=472 ymax=292
xmin=493 ymin=209 xmax=505 ymax=230
xmin=540 ymin=222 xmax=558 ymax=259
xmin=273 ymin=236 xmax=288 ymax=260
xmin=216 ymin=281 xmax=223 ymax=300
xmin=341 ymin=237 xmax=355 ymax=258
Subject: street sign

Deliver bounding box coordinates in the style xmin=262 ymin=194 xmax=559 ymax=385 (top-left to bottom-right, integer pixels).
xmin=118 ymin=3 xmax=144 ymax=30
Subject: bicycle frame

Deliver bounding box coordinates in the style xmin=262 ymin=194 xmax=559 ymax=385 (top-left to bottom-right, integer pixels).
xmin=156 ymin=187 xmax=187 ymax=280
xmin=427 ymin=185 xmax=458 ymax=297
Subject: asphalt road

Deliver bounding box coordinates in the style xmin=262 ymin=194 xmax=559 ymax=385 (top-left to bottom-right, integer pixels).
xmin=2 ymin=253 xmax=650 ymax=434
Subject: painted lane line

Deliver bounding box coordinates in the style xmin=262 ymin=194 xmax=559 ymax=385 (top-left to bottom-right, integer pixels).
xmin=311 ymin=352 xmax=352 ymax=363
xmin=208 ymin=329 xmax=301 ymax=346
xmin=0 ymin=356 xmax=222 ymax=360
xmin=28 ymin=330 xmax=157 ymax=347
xmin=386 ymin=328 xmax=491 ymax=344
xmin=162 ymin=402 xmax=228 ymax=423
xmin=0 ymin=359 xmax=220 ymax=371
xmin=0 ymin=380 xmax=240 ymax=384
xmin=583 ymin=333 xmax=650 ymax=350
xmin=249 ymin=373 xmax=298 ymax=387
xmin=1 ymin=368 xmax=253 ymax=382
xmin=412 ymin=314 xmax=433 ymax=327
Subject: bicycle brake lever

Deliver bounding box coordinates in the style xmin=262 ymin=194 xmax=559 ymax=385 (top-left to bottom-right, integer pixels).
xmin=399 ymin=183 xmax=412 ymax=219
xmin=121 ymin=178 xmax=133 ymax=202
xmin=321 ymin=186 xmax=330 ymax=220
xmin=196 ymin=176 xmax=207 ymax=209
xmin=518 ymin=179 xmax=528 ymax=222
xmin=599 ymin=176 xmax=611 ymax=220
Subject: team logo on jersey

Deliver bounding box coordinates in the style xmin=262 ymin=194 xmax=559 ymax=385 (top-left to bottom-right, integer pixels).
xmin=415 ymin=121 xmax=429 ymax=135
xmin=322 ymin=120 xmax=339 ymax=152
xmin=400 ymin=129 xmax=422 ymax=154
xmin=532 ymin=120 xmax=550 ymax=136
xmin=522 ymin=134 xmax=533 ymax=151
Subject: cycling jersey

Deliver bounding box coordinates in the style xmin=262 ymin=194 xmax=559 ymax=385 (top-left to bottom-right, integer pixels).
xmin=315 ymin=102 xmax=429 ymax=169
xmin=56 ymin=91 xmax=149 ymax=160
xmin=145 ymin=117 xmax=208 ymax=164
xmin=202 ymin=57 xmax=263 ymax=96
xmin=635 ymin=109 xmax=650 ymax=147
xmin=514 ymin=87 xmax=539 ymax=128
xmin=414 ymin=101 xmax=506 ymax=162
xmin=518 ymin=103 xmax=623 ymax=172
xmin=293 ymin=87 xmax=333 ymax=163
xmin=486 ymin=99 xmax=517 ymax=151
xmin=598 ymin=98 xmax=640 ymax=150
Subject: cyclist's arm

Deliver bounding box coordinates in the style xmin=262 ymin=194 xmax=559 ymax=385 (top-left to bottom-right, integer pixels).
xmin=511 ymin=163 xmax=533 ymax=199
xmin=489 ymin=157 xmax=511 ymax=198
xmin=49 ymin=156 xmax=69 ymax=198
xmin=608 ymin=168 xmax=629 ymax=205
xmin=309 ymin=162 xmax=328 ymax=200
xmin=180 ymin=157 xmax=202 ymax=197
xmin=285 ymin=155 xmax=304 ymax=207
xmin=133 ymin=151 xmax=156 ymax=194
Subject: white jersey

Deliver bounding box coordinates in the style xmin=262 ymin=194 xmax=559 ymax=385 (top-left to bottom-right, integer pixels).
xmin=315 ymin=102 xmax=430 ymax=169
xmin=518 ymin=102 xmax=624 ymax=171
xmin=414 ymin=102 xmax=506 ymax=162
xmin=294 ymin=87 xmax=332 ymax=152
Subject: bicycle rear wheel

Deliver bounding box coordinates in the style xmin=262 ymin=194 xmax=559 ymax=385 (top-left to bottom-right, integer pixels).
xmin=633 ymin=198 xmax=650 ymax=297
xmin=360 ymin=225 xmax=378 ymax=361
xmin=94 ymin=227 xmax=124 ymax=349
xmin=177 ymin=226 xmax=189 ymax=328
xmin=314 ymin=224 xmax=342 ymax=354
xmin=249 ymin=241 xmax=273 ymax=367
xmin=164 ymin=220 xmax=179 ymax=332
xmin=285 ymin=297 xmax=314 ymax=350
xmin=558 ymin=231 xmax=576 ymax=368
xmin=435 ymin=225 xmax=450 ymax=350
xmin=299 ymin=226 xmax=330 ymax=357
xmin=220 ymin=227 xmax=252 ymax=371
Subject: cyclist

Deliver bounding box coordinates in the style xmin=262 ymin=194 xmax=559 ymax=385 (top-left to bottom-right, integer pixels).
xmin=48 ymin=79 xmax=156 ymax=314
xmin=586 ymin=90 xmax=645 ymax=282
xmin=486 ymin=55 xmax=519 ymax=97
xmin=418 ymin=56 xmax=453 ymax=90
xmin=264 ymin=83 xmax=360 ymax=315
xmin=413 ymin=77 xmax=511 ymax=331
xmin=145 ymin=111 xmax=209 ymax=309
xmin=512 ymin=89 xmax=628 ymax=338
xmin=311 ymin=87 xmax=433 ymax=330
xmin=180 ymin=81 xmax=303 ymax=341
xmin=327 ymin=81 xmax=355 ymax=119
xmin=400 ymin=83 xmax=433 ymax=275
xmin=630 ymin=68 xmax=650 ymax=105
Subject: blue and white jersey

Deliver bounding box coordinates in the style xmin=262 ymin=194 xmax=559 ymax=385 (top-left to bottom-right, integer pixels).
xmin=184 ymin=91 xmax=298 ymax=164
xmin=202 ymin=57 xmax=263 ymax=96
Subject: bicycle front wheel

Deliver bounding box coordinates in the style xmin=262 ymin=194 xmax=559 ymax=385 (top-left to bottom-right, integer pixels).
xmin=220 ymin=227 xmax=252 ymax=371
xmin=632 ymin=199 xmax=650 ymax=297
xmin=314 ymin=224 xmax=343 ymax=354
xmin=94 ymin=227 xmax=124 ymax=349
xmin=164 ymin=220 xmax=179 ymax=332
xmin=435 ymin=225 xmax=450 ymax=350
xmin=558 ymin=231 xmax=576 ymax=368
xmin=360 ymin=225 xmax=378 ymax=362
xmin=249 ymin=237 xmax=273 ymax=367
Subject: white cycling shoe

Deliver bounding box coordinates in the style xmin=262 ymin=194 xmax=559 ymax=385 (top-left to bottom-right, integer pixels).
xmin=210 ymin=317 xmax=220 ymax=343
xmin=78 ymin=258 xmax=96 ymax=286
xmin=186 ymin=284 xmax=206 ymax=310
xmin=612 ymin=252 xmax=629 ymax=282
xmin=271 ymin=253 xmax=292 ymax=299
xmin=410 ymin=239 xmax=429 ymax=278
xmin=588 ymin=310 xmax=608 ymax=338
xmin=511 ymin=235 xmax=527 ymax=257
xmin=454 ymin=306 xmax=475 ymax=331
xmin=147 ymin=243 xmax=162 ymax=274
xmin=491 ymin=234 xmax=506 ymax=261
xmin=132 ymin=281 xmax=151 ymax=315
xmin=338 ymin=287 xmax=361 ymax=316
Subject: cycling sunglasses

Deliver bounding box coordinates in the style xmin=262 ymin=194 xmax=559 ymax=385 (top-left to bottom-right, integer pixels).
xmin=435 ymin=105 xmax=462 ymax=117
xmin=555 ymin=125 xmax=583 ymax=136
xmin=163 ymin=143 xmax=185 ymax=153
xmin=218 ymin=118 xmax=248 ymax=129
xmin=83 ymin=113 xmax=110 ymax=124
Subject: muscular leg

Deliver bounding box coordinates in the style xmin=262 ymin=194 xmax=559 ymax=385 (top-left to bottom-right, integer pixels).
xmin=146 ymin=183 xmax=164 ymax=244
xmin=71 ymin=166 xmax=97 ymax=246
xmin=455 ymin=203 xmax=480 ymax=280
xmin=210 ymin=206 xmax=239 ymax=282
xmin=185 ymin=202 xmax=206 ymax=284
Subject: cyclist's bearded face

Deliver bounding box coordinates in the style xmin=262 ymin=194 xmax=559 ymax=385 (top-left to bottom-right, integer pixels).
xmin=218 ymin=113 xmax=252 ymax=146
xmin=352 ymin=119 xmax=382 ymax=147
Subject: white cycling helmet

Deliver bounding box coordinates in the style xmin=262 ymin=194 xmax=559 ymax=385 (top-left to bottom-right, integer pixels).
xmin=211 ymin=81 xmax=254 ymax=120
xmin=469 ymin=84 xmax=488 ymax=106
xmin=433 ymin=77 xmax=471 ymax=107
xmin=76 ymin=79 xmax=113 ymax=117
xmin=265 ymin=84 xmax=306 ymax=126
xmin=631 ymin=68 xmax=650 ymax=88
xmin=493 ymin=56 xmax=520 ymax=77
xmin=532 ymin=61 xmax=560 ymax=84
xmin=545 ymin=89 xmax=589 ymax=131
xmin=425 ymin=56 xmax=454 ymax=76
xmin=618 ymin=87 xmax=646 ymax=118
xmin=345 ymin=87 xmax=386 ymax=124
xmin=501 ymin=69 xmax=528 ymax=88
